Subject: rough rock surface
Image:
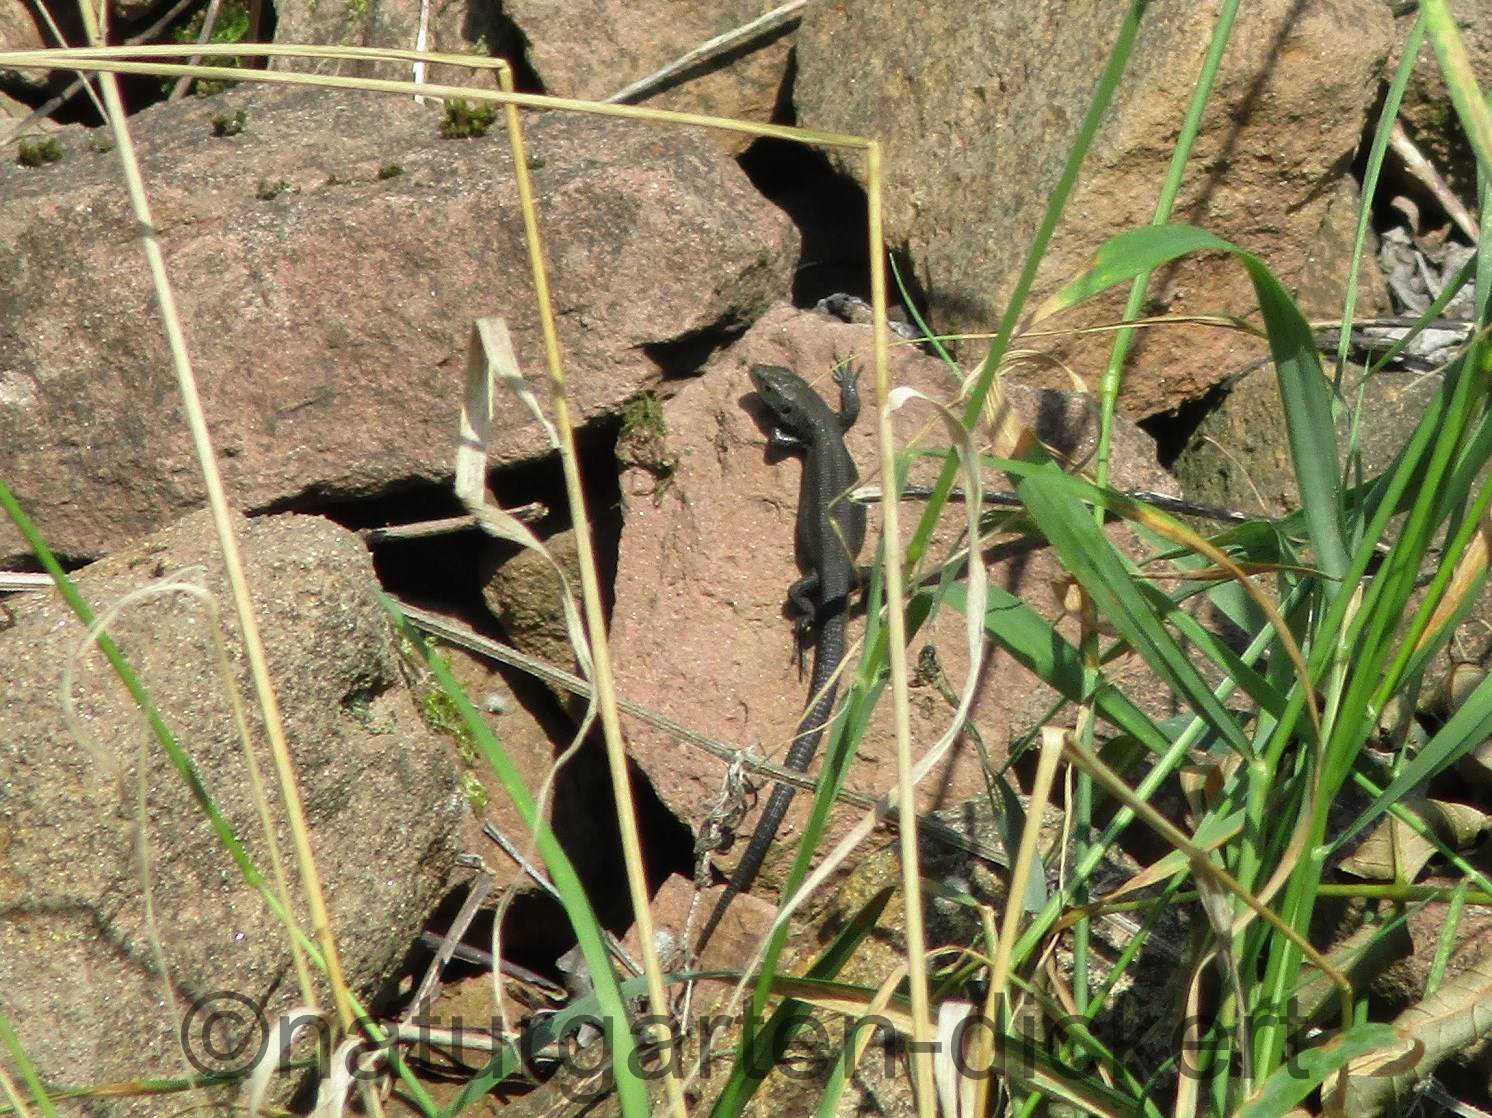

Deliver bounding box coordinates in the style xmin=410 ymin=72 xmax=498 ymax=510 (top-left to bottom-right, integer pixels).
xmin=0 ymin=84 xmax=798 ymax=566
xmin=1173 ymin=363 xmax=1442 ymax=520
xmin=479 ymin=526 xmax=585 ymax=698
xmin=502 ymin=0 xmax=792 ymax=153
xmin=609 ymin=305 xmax=1176 ymax=894
xmin=793 ymin=0 xmax=1393 ymax=417
xmin=0 ymin=510 xmax=462 ymax=1112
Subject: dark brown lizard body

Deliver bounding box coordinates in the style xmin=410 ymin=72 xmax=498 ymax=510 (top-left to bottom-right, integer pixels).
xmin=697 ymin=362 xmax=865 ymax=950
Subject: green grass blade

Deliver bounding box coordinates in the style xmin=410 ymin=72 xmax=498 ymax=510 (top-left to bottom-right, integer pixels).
xmin=1135 ymin=580 xmax=1287 ymax=721
xmin=0 ymin=1005 xmax=59 ymax=1118
xmin=941 ymin=581 xmax=1172 ymax=756
xmin=1094 ymin=0 xmax=1241 ymax=487
xmin=902 ymin=0 xmax=1150 ymax=573
xmin=1043 ymin=224 xmax=1349 ymax=579
xmin=1422 ymin=0 xmax=1492 ymax=176
xmin=1017 ymin=465 xmax=1253 ymax=755
xmin=1041 ymin=225 xmax=1238 ymax=312
xmin=0 ymin=483 xmax=440 ymax=1115
xmin=1234 ymin=1023 xmax=1403 ymax=1118
xmin=1335 ymin=13 xmax=1424 ymax=384
xmin=1336 ymin=665 xmax=1492 ymax=854
xmin=0 ymin=482 xmax=276 ymax=904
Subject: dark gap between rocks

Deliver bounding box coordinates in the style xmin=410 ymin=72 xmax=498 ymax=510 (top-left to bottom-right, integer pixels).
xmin=1138 ymin=373 xmax=1238 ymax=471
xmin=270 ymin=417 xmax=692 ymax=936
xmin=402 ymin=888 xmax=574 ymax=995
xmin=739 ymin=136 xmax=877 ymax=310
xmin=642 ymin=328 xmax=743 ymax=381
xmin=485 ymin=0 xmax=545 ymax=94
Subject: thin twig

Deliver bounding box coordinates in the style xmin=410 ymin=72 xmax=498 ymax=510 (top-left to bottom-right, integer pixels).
xmin=604 ymin=0 xmax=809 ymax=104
xmin=404 ymin=871 xmax=494 ymax=1014
xmin=853 ymin=483 xmax=1259 ymax=524
xmin=168 ymin=0 xmax=225 ymax=101
xmin=1390 ymin=119 xmax=1479 ymax=242
xmin=481 ymin=821 xmax=645 ymax=977
xmin=412 ymin=931 xmax=565 ymax=995
xmin=356 ymin=505 xmax=544 ymax=545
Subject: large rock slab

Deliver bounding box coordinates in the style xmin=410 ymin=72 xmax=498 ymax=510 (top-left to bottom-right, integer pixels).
xmin=609 ymin=304 xmax=1177 ymax=894
xmin=0 ymin=510 xmax=461 ymax=1111
xmin=793 ymin=0 xmax=1393 ymax=417
xmin=0 ymin=84 xmax=798 ymax=566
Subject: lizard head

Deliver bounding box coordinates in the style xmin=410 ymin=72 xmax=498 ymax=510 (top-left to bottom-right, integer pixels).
xmin=748 ymin=363 xmax=807 ymax=425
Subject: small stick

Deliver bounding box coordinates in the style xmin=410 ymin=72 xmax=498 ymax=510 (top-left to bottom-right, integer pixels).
xmin=356 ymin=504 xmax=545 ymax=545
xmin=604 ymin=0 xmax=809 ymax=105
xmin=168 ymin=0 xmax=227 ymax=102
xmin=404 ymin=870 xmax=495 ymax=1014
xmin=1390 ymin=119 xmax=1479 ymax=243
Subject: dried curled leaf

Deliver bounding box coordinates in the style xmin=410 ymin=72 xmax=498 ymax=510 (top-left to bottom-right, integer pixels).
xmin=1339 ymin=796 xmax=1491 ymax=882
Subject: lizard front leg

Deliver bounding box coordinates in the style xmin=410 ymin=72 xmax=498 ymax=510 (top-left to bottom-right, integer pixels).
xmin=833 ymin=361 xmax=861 ymax=432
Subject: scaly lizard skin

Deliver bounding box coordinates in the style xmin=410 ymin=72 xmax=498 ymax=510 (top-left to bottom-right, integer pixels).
xmin=697 ymin=362 xmax=866 ymax=950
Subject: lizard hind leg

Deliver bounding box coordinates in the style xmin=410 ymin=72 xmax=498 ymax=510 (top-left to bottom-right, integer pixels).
xmin=786 ymin=571 xmax=819 ymax=677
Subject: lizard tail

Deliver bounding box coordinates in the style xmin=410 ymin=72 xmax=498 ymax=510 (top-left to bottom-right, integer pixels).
xmin=694 ymin=778 xmax=799 ymax=952
xmin=695 ymin=597 xmax=848 ymax=955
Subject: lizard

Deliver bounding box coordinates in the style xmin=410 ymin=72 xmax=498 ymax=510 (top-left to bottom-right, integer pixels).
xmin=696 ymin=361 xmax=867 ymax=951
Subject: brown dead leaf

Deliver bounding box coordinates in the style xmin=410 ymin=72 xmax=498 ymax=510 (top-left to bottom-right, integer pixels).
xmin=1339 ymin=796 xmax=1491 ymax=882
